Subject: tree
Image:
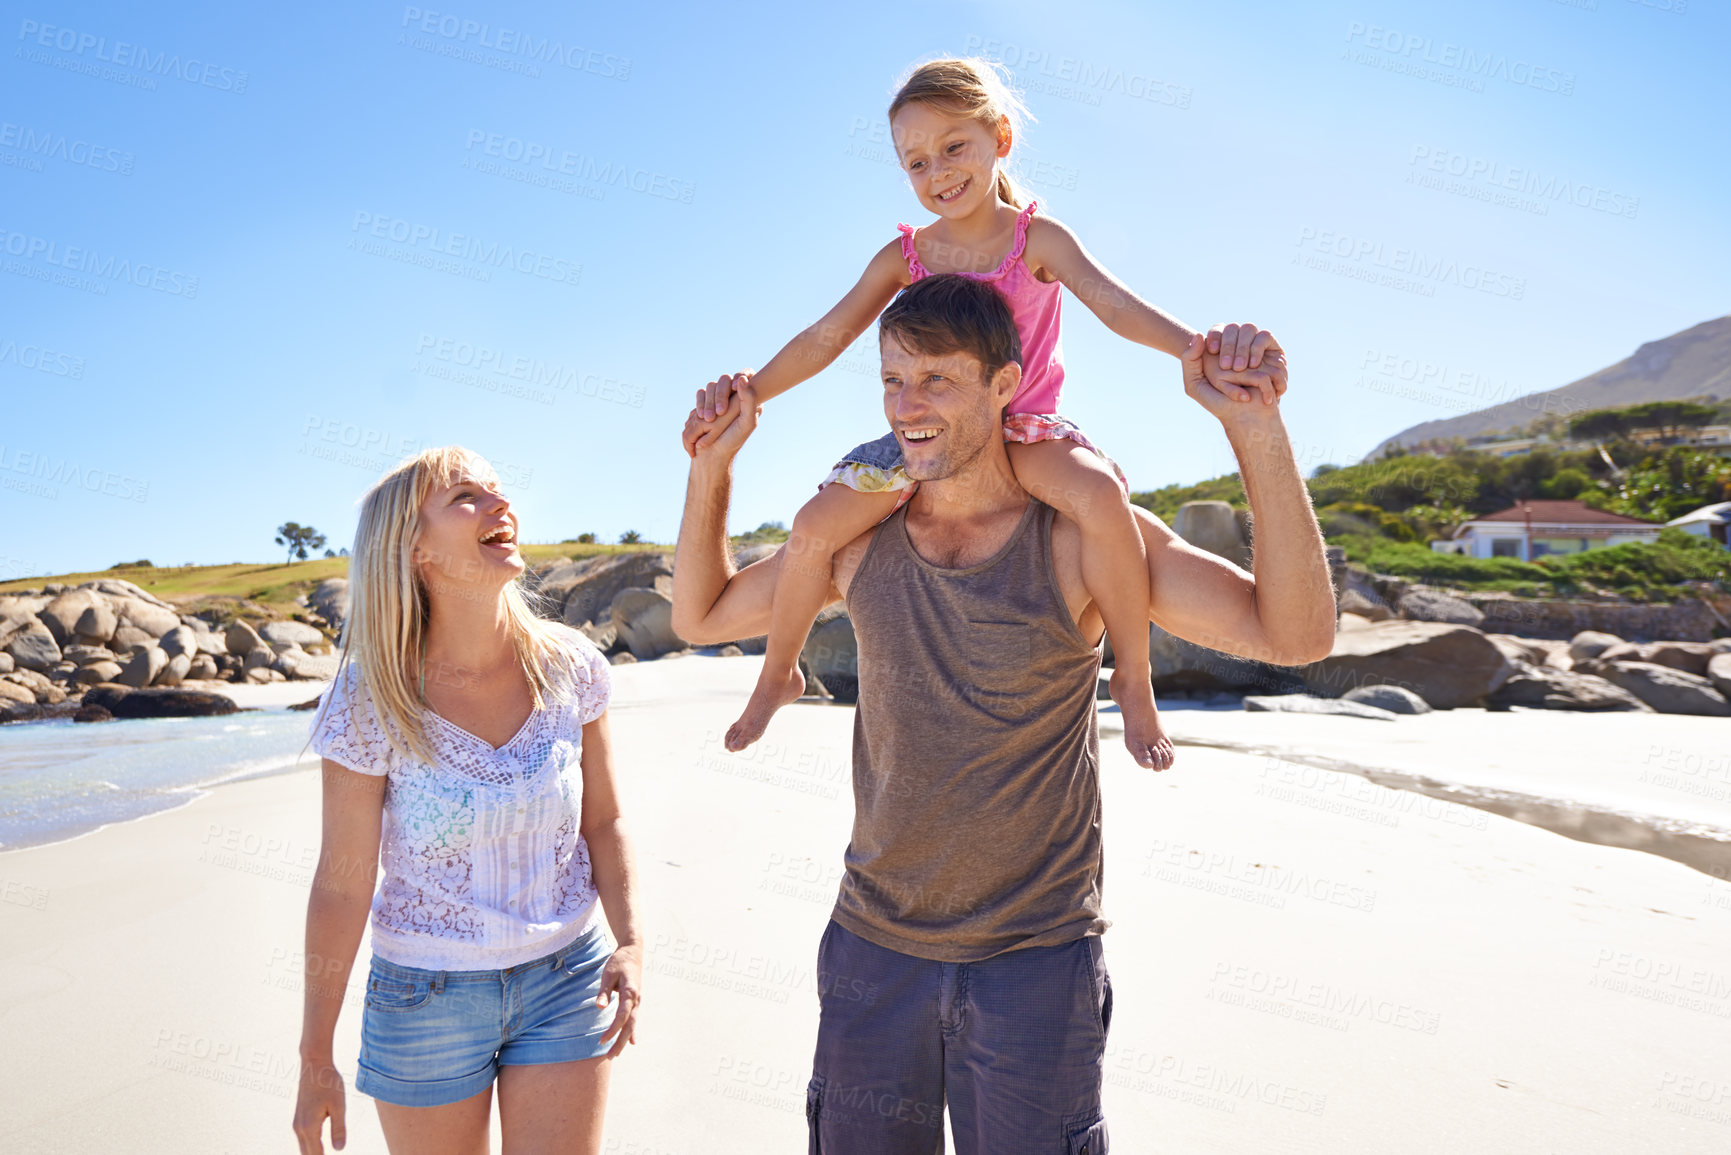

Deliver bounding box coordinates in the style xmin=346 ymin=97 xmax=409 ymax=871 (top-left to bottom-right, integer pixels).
xmin=577 ymin=532 xmax=597 ymax=544
xmin=1567 ymin=408 xmax=1631 ymax=443
xmin=1623 ymin=400 xmax=1717 ymax=443
xmin=619 ymin=530 xmax=643 ymax=544
xmin=275 ymin=522 xmax=327 ymax=563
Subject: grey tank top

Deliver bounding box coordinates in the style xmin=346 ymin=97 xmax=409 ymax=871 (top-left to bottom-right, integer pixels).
xmin=830 ymin=496 xmax=1110 ymax=962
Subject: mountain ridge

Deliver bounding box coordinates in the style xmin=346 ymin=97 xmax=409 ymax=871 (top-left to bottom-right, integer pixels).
xmin=1369 ymin=314 xmax=1731 ymax=459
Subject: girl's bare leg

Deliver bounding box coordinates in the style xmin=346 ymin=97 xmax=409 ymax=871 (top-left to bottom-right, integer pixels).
xmin=1008 ymin=440 xmax=1173 ymax=770
xmin=725 ymin=483 xmax=906 ymax=752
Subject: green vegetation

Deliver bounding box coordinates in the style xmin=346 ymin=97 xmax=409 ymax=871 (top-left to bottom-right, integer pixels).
xmin=729 ymin=521 xmax=791 ymax=550
xmin=1131 ymin=399 xmax=1731 ymax=601
xmin=1567 ymin=399 xmax=1718 ymax=443
xmin=274 ymin=521 xmax=327 ymax=563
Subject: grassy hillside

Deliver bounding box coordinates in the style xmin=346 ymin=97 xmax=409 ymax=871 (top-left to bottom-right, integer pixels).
xmin=0 ymin=542 xmax=669 ymax=612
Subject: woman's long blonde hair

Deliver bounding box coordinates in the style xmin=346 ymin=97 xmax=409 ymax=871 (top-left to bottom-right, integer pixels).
xmin=889 ymin=57 xmax=1036 ymax=209
xmin=302 ymin=446 xmax=583 ymax=768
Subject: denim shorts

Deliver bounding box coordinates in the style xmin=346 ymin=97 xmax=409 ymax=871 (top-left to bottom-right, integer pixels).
xmin=355 ymin=922 xmax=617 ymax=1108
xmin=805 ymin=918 xmax=1112 ymax=1153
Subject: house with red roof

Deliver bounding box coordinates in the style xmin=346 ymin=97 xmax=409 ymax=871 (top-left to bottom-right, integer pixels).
xmin=1431 ymin=500 xmax=1663 ymax=560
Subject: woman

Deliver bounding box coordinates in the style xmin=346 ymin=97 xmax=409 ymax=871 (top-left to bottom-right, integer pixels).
xmin=292 ymin=446 xmax=642 ymax=1155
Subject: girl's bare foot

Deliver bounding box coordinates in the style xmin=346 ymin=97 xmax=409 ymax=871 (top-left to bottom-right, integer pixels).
xmin=1110 ymin=666 xmax=1175 ymax=771
xmin=724 ymin=662 xmax=810 ymax=752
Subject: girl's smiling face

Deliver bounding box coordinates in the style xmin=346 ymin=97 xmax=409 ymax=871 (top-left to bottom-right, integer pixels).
xmin=891 ymin=102 xmax=1011 ymax=219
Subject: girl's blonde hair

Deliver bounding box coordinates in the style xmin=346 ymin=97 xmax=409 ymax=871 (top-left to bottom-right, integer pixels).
xmin=302 ymin=445 xmax=583 ymax=769
xmin=888 ymin=57 xmax=1035 ymax=209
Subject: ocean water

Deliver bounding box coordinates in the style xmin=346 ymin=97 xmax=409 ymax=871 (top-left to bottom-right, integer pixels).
xmin=0 ymin=706 xmax=324 ymax=852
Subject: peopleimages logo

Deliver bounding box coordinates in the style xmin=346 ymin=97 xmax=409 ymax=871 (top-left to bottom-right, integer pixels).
xmin=399 ymin=7 xmax=630 ymax=79
xmin=16 ymin=19 xmax=249 ymax=92
xmin=0 ymin=227 xmax=199 ymax=297
xmin=1343 ymin=22 xmax=1575 ymax=97
xmin=349 ymin=212 xmax=582 ymax=287
xmin=0 ymin=121 xmax=133 ymax=174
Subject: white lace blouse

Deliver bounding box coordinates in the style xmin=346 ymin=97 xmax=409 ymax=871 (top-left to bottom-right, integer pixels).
xmin=306 ymin=624 xmax=613 ymax=971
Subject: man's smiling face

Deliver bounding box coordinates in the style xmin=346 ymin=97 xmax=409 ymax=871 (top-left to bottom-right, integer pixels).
xmin=880 ymin=333 xmax=1018 ymax=483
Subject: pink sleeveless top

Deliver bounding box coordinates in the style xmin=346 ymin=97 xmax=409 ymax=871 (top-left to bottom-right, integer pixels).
xmin=896 ymin=199 xmax=1064 ymax=416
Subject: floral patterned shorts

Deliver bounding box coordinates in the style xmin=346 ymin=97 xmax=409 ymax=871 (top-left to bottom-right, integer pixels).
xmin=818 ymin=413 xmax=1127 ymax=514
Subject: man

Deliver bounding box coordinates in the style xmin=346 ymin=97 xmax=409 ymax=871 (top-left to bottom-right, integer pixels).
xmin=672 ymin=275 xmax=1335 ymax=1153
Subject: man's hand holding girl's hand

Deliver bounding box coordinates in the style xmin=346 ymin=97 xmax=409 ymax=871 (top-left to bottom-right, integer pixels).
xmin=1183 ymin=324 xmax=1287 ymax=421
xmin=1197 ymin=322 xmax=1287 ymax=405
xmin=682 ymin=372 xmax=762 ymax=461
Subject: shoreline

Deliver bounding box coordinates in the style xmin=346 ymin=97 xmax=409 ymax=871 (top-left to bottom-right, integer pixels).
xmin=2 ymin=657 xmax=1727 ymax=1152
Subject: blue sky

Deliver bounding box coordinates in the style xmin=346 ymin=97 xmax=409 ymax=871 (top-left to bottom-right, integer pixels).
xmin=2 ymin=0 xmax=1725 ymax=577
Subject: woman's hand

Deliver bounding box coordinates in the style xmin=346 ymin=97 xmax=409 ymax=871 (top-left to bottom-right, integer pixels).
xmin=595 ymin=942 xmax=644 ymax=1058
xmin=293 ymin=1056 xmax=348 ymax=1153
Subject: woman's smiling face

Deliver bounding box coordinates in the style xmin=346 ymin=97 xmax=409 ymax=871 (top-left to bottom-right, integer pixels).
xmin=891 ymin=102 xmax=1011 ymax=219
xmin=413 ymin=466 xmax=523 ymax=597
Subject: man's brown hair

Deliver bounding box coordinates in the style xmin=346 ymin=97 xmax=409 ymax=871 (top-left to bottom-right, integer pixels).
xmin=878 ymin=274 xmax=1022 ymax=384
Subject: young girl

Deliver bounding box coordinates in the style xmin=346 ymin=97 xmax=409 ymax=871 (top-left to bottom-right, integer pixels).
xmin=691 ymin=58 xmax=1280 ymax=770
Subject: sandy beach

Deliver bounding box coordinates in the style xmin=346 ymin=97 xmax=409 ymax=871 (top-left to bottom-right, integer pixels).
xmin=2 ymin=656 xmax=1727 ymax=1153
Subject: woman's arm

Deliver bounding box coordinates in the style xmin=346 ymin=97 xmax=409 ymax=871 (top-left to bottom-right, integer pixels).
xmin=294 ymin=759 xmax=384 ymax=1154
xmin=578 ymin=710 xmax=644 ymax=1056
xmin=688 ymin=238 xmax=909 ymax=445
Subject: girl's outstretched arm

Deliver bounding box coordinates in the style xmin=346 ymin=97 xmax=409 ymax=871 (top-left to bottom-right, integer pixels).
xmin=1025 ymin=217 xmax=1282 ymax=403
xmin=688 ymin=239 xmax=910 ymax=448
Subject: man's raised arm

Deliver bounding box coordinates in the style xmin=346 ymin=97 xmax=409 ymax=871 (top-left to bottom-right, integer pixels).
xmin=1137 ymin=330 xmax=1336 ymax=667
xmin=669 ymin=377 xmax=781 ymax=646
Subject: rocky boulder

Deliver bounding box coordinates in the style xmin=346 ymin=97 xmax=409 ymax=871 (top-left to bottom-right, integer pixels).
xmin=187 ymin=654 xmax=220 ymax=681
xmin=1488 ymin=667 xmax=1652 ymax=712
xmin=609 ymin=587 xmax=687 ymax=661
xmin=1568 ymin=631 xmax=1622 ymax=663
xmin=5 ymin=669 xmax=66 ymax=704
xmin=110 ymin=624 xmax=153 ymax=652
xmin=226 ymin=620 xmax=264 ymax=657
xmin=76 ymin=661 xmax=123 ymax=685
xmin=1341 ymin=684 xmax=1432 ymax=714
xmin=1707 ymin=653 xmax=1731 ymax=699
xmin=1302 ymin=620 xmax=1512 ymax=709
xmin=117 ymin=645 xmax=170 ymax=689
xmin=1586 ymin=661 xmax=1731 ymax=717
xmin=1596 ymin=641 xmax=1713 ymax=678
xmin=1397 ymin=588 xmax=1486 ymax=628
xmin=310 ymin=578 xmax=349 ymax=634
xmin=1148 ymin=623 xmax=1306 ymax=696
xmin=1171 ymin=501 xmax=1250 ymax=570
xmin=156 ymin=652 xmax=193 ymax=687
xmin=81 ymin=685 xmax=240 ymax=718
xmin=114 ymin=596 xmax=181 ymax=638
xmin=158 ymin=625 xmax=201 ymax=660
xmin=39 ymin=590 xmax=112 ymax=645
xmin=260 ymin=620 xmax=325 ymax=648
xmin=5 ymin=620 xmax=61 ymax=672
xmin=527 ymin=552 xmax=675 ymax=631
xmin=1338 ymin=588 xmax=1392 ymax=621
xmin=803 ymin=609 xmax=859 ymax=704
